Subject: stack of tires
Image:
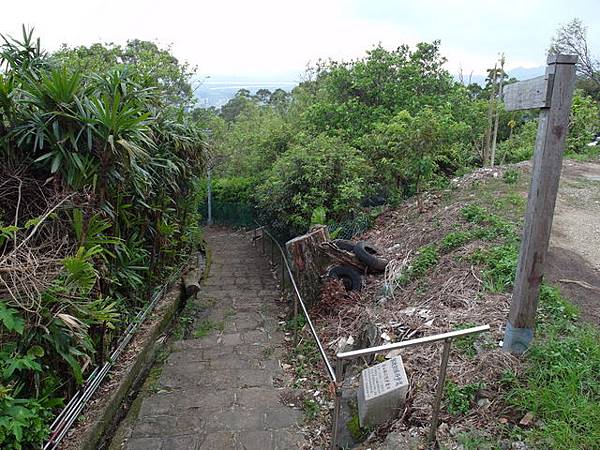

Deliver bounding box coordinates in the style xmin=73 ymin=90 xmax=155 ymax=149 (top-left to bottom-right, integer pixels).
xmin=327 ymin=239 xmax=389 ymax=291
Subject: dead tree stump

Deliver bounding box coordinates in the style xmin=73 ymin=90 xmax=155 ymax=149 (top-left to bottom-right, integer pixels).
xmin=285 ymin=225 xmax=330 ymax=306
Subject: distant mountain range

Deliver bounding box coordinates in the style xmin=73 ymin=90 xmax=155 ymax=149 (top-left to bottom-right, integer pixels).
xmin=194 ymin=66 xmax=546 ymax=108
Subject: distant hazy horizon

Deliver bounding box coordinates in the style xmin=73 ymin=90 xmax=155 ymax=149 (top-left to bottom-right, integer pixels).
xmin=194 ymin=64 xmax=547 ymax=108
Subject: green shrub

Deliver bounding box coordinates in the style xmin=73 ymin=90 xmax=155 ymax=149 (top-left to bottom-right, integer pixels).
xmin=567 ymin=89 xmax=600 ymax=154
xmin=256 ymin=134 xmax=370 ymax=232
xmin=199 ymin=177 xmax=256 ymax=204
xmin=497 ymin=120 xmax=537 ymax=163
xmin=503 ymin=168 xmax=519 ymax=184
xmin=398 ymin=244 xmax=440 ymax=285
xmin=461 ymin=204 xmax=489 ymax=224
xmin=440 ymin=230 xmax=473 ymax=252
xmin=453 ymin=322 xmax=479 ymax=357
xmin=480 ymin=243 xmax=519 ymax=292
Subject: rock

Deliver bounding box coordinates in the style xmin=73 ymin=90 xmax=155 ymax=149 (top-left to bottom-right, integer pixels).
xmin=377 ymin=431 xmax=421 ymax=450
xmin=437 ymin=422 xmax=449 ymax=435
xmin=477 ymin=398 xmax=491 ymax=408
xmin=519 ymin=412 xmax=535 ymax=427
xmin=511 ymin=441 xmax=528 ymax=450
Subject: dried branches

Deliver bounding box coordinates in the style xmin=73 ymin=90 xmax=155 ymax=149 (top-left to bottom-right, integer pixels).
xmin=0 ymin=169 xmax=76 ymax=317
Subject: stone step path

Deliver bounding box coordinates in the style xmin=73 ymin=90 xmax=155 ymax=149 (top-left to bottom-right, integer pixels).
xmin=124 ymin=228 xmax=306 ymax=450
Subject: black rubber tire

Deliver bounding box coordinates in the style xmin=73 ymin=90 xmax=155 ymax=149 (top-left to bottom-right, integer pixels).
xmin=332 ymin=239 xmax=356 ymax=253
xmin=354 ymin=241 xmax=389 ymax=272
xmin=328 ymin=265 xmax=363 ymax=291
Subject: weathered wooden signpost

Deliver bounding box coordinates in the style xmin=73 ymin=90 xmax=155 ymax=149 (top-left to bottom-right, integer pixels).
xmin=502 ymin=54 xmax=577 ymax=354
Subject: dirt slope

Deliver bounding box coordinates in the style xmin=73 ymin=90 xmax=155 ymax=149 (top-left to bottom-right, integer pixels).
xmin=547 ymin=158 xmax=600 ymax=325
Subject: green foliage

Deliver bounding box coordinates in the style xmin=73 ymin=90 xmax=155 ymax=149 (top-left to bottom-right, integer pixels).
xmin=497 ymin=120 xmax=537 ymax=163
xmin=440 ymin=230 xmax=474 ymax=252
xmin=346 ymin=412 xmax=372 ymax=441
xmin=461 ymin=204 xmax=490 ymax=224
xmin=310 ymin=207 xmax=327 ymax=226
xmin=503 ymin=168 xmax=519 ymax=184
xmin=472 ymin=243 xmax=519 ymax=293
xmin=567 ymin=89 xmax=600 ymax=154
xmin=453 ymin=323 xmax=479 ymax=358
xmin=0 ymin=302 xmax=25 ymax=334
xmin=537 ymin=284 xmax=578 ymax=328
xmin=0 ymin=27 xmax=205 ymax=443
xmin=302 ymin=398 xmax=320 ymax=420
xmin=199 ymin=177 xmax=256 ymax=204
xmin=193 ymin=320 xmax=223 ymax=338
xmin=256 ymin=134 xmax=370 ymax=232
xmin=398 ymin=244 xmax=439 ymax=285
xmin=284 ymin=314 xmax=307 ymax=333
xmin=445 ymin=381 xmax=485 ymax=415
xmin=0 ymin=394 xmax=53 ymax=449
xmin=508 ymin=325 xmax=600 ymax=449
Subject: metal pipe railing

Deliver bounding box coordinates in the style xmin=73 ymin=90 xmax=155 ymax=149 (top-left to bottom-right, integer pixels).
xmin=253 ymin=224 xmax=337 ymax=383
xmin=251 ymin=225 xmax=490 ymax=449
xmin=332 ymin=324 xmax=491 ymax=448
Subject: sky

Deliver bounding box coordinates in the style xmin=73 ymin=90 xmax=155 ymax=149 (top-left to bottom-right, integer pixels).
xmin=2 ymin=0 xmax=599 ymax=81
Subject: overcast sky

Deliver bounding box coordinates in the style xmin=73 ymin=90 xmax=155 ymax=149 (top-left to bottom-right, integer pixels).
xmin=2 ymin=0 xmax=599 ymax=80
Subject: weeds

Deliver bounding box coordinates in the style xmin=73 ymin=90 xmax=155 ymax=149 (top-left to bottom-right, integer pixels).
xmin=503 ymin=168 xmax=520 ymax=184
xmin=445 ymin=381 xmax=485 ymax=415
xmin=440 ymin=230 xmax=473 ymax=252
xmin=193 ymin=319 xmax=223 ymax=338
xmin=302 ymin=398 xmax=320 ymax=420
xmin=398 ymin=244 xmax=439 ymax=285
xmin=347 ymin=412 xmax=372 ymax=441
xmin=453 ymin=323 xmax=479 ymax=357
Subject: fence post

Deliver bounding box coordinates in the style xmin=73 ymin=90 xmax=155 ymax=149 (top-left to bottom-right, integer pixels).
xmin=503 ymin=54 xmax=577 ymax=354
xmin=330 ymin=359 xmax=344 ymax=450
xmin=428 ymin=339 xmax=452 ymax=444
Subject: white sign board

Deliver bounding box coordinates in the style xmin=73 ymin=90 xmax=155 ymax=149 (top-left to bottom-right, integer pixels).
xmin=357 ymin=356 xmax=409 ymax=427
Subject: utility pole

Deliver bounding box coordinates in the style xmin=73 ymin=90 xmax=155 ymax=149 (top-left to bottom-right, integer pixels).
xmin=484 ymin=63 xmax=498 ymax=166
xmin=490 ymin=54 xmax=505 ymax=167
xmin=207 ymin=165 xmax=213 ymax=225
xmin=502 ymin=54 xmax=577 ymax=354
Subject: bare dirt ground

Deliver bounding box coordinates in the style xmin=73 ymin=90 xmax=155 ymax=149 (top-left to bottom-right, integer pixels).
xmin=547 ymin=158 xmax=600 ymax=325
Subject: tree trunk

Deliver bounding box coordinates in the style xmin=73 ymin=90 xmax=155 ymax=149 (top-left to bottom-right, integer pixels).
xmin=285 ymin=225 xmax=330 ymax=306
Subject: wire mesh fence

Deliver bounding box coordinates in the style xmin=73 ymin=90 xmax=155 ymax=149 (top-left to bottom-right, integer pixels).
xmin=201 ymin=201 xmax=378 ymax=244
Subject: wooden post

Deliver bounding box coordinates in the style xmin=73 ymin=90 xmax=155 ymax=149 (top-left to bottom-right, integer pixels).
xmin=490 ymin=54 xmax=505 ymax=167
xmin=502 ymin=54 xmax=577 ymax=354
xmin=428 ymin=339 xmax=452 ymax=444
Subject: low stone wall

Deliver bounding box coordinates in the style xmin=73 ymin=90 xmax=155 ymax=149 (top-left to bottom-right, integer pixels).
xmin=78 ymin=285 xmax=184 ymax=450
xmin=60 ymin=251 xmax=205 ymax=450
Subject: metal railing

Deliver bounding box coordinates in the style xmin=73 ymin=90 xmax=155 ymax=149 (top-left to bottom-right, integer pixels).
xmin=333 ymin=324 xmax=491 ymax=448
xmin=251 ymin=225 xmax=490 ymax=449
xmin=253 ymin=225 xmax=336 ymax=383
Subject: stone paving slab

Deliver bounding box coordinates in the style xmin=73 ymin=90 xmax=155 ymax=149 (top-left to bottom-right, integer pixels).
xmin=123 ymin=228 xmax=306 ymax=449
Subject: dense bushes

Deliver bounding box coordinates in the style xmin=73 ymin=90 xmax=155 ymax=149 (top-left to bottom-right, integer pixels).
xmin=203 ymin=43 xmax=600 ymax=234
xmin=256 ymin=134 xmax=370 ymax=232
xmin=0 ymin=28 xmax=204 ymax=448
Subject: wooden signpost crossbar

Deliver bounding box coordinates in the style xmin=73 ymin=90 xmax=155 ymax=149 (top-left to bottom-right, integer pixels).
xmin=502 ymin=54 xmax=577 ymax=354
